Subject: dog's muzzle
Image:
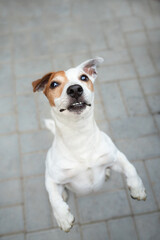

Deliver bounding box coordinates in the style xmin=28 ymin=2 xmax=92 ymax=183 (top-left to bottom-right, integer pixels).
xmin=59 ymin=84 xmax=91 ymax=113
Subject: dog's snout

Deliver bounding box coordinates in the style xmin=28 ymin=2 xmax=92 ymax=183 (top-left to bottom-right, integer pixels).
xmin=67 ymin=84 xmax=83 ymax=98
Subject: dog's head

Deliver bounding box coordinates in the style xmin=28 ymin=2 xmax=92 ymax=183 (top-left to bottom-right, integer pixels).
xmin=32 ymin=57 xmax=103 ymax=116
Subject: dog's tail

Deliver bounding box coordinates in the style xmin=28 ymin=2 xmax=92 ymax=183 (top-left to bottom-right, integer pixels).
xmin=44 ymin=119 xmax=55 ymax=135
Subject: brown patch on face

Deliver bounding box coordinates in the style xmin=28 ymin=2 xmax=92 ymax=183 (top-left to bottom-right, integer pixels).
xmin=44 ymin=71 xmax=68 ymax=106
xmin=79 ymin=74 xmax=94 ymax=92
xmin=86 ymin=79 xmax=94 ymax=92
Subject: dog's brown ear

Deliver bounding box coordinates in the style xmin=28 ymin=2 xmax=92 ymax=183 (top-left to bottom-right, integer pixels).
xmin=32 ymin=72 xmax=53 ymax=92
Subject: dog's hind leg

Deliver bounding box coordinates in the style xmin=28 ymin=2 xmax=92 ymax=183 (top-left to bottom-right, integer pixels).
xmin=105 ymin=168 xmax=111 ymax=181
xmin=62 ymin=188 xmax=69 ymax=202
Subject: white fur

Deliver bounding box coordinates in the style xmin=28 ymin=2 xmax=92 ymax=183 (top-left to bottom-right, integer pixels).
xmin=44 ymin=58 xmax=146 ymax=232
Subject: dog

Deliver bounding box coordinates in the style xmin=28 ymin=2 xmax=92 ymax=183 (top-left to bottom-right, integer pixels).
xmin=32 ymin=57 xmax=146 ymax=232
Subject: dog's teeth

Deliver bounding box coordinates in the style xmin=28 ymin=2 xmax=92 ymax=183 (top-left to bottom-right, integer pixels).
xmin=71 ymin=102 xmax=84 ymax=107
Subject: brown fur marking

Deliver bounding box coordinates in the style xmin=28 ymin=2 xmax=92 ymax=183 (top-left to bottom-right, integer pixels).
xmin=44 ymin=71 xmax=69 ymax=106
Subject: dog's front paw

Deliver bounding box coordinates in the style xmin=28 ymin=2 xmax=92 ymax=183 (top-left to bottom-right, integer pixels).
xmin=55 ymin=209 xmax=75 ymax=232
xmin=129 ymin=185 xmax=147 ymax=201
xmin=127 ymin=177 xmax=147 ymax=201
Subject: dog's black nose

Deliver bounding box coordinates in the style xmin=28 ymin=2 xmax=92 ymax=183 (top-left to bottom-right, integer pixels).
xmin=67 ymin=84 xmax=83 ymax=98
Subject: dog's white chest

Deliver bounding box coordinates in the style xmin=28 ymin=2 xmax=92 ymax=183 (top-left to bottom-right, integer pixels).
xmin=65 ymin=164 xmax=106 ymax=195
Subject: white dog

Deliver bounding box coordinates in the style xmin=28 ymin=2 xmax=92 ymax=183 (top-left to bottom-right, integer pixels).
xmin=32 ymin=58 xmax=146 ymax=232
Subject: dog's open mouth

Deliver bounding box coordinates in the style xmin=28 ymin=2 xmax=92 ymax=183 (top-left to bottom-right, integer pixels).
xmin=60 ymin=102 xmax=91 ymax=113
xmin=68 ymin=101 xmax=87 ymax=112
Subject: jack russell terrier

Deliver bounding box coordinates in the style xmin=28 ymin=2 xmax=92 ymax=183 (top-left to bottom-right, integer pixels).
xmin=32 ymin=57 xmax=146 ymax=232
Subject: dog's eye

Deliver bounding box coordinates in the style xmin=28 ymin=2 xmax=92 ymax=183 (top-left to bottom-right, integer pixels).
xmin=80 ymin=74 xmax=89 ymax=81
xmin=50 ymin=81 xmax=59 ymax=89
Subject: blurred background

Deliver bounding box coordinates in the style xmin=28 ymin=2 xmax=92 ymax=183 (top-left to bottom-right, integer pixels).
xmin=0 ymin=0 xmax=160 ymax=239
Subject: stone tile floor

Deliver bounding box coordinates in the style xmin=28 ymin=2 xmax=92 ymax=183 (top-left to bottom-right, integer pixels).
xmin=0 ymin=0 xmax=160 ymax=239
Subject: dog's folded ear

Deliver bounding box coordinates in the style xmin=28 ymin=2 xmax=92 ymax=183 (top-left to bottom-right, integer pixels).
xmin=78 ymin=57 xmax=104 ymax=80
xmin=32 ymin=72 xmax=53 ymax=92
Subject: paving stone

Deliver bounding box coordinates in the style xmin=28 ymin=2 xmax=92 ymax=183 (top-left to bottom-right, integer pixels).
xmin=0 ymin=134 xmax=20 ymax=180
xmin=147 ymin=29 xmax=160 ymax=43
xmin=98 ymin=63 xmax=136 ymax=82
xmin=100 ymin=83 xmax=127 ymax=119
xmin=0 ymin=34 xmax=12 ymax=48
xmin=128 ymin=161 xmax=157 ymax=214
xmin=131 ymin=0 xmax=151 ymax=20
xmin=126 ymin=32 xmax=148 ymax=46
xmin=0 ymin=21 xmax=10 ymax=35
xmin=135 ymin=213 xmax=160 ymax=240
xmin=130 ymin=0 xmax=152 ymax=20
xmin=120 ymin=79 xmax=149 ymax=116
xmin=149 ymin=0 xmax=160 ymax=16
xmin=52 ymin=55 xmax=72 ymax=71
xmin=81 ymin=222 xmax=109 ymax=240
xmin=0 ymin=114 xmax=16 ymax=134
xmin=0 ymin=234 xmax=25 ymax=240
xmin=143 ymin=15 xmax=158 ymax=30
xmin=0 ymin=206 xmax=24 ymax=235
xmin=110 ymin=0 xmax=132 ymax=18
xmin=103 ymin=20 xmax=126 ymax=50
xmin=147 ymin=95 xmax=160 ymax=114
xmin=30 ymin=30 xmax=51 ymax=58
xmin=20 ymin=130 xmax=53 ymax=154
xmin=24 ymin=176 xmax=53 ymax=231
xmin=16 ymin=76 xmax=34 ymax=95
xmin=100 ymin=171 xmax=124 ymax=192
xmin=82 ymin=23 xmax=107 ymax=52
xmin=11 ymin=14 xmax=43 ymax=33
xmin=0 ymin=179 xmax=22 ymax=207
xmin=108 ymin=217 xmax=138 ymax=240
xmin=47 ymin=21 xmax=81 ymax=45
xmin=154 ymin=114 xmax=160 ymax=131
xmin=0 ymin=48 xmax=12 ymax=63
xmin=116 ymin=135 xmax=160 ymax=161
xmin=37 ymin=93 xmax=52 ymax=128
xmin=13 ymin=32 xmax=32 ymax=61
xmin=0 ymin=63 xmax=13 ymax=96
xmin=72 ymin=0 xmax=113 ymax=23
xmin=130 ymin=46 xmax=156 ymax=77
xmin=17 ymin=94 xmax=38 ymax=131
xmin=146 ymin=158 xmax=160 ymax=208
xmin=72 ymin=52 xmax=92 ymax=67
xmin=43 ymin=1 xmax=71 ymax=24
xmin=77 ymin=190 xmax=131 ymax=223
xmin=47 ymin=21 xmax=89 ymax=55
xmin=52 ymin=39 xmax=89 ymax=56
xmin=93 ymin=84 xmax=101 ymax=103
xmin=94 ymin=49 xmax=130 ymax=65
xmin=14 ymin=58 xmax=52 ymax=78
xmin=94 ymin=102 xmax=106 ymax=122
xmin=121 ymin=17 xmax=144 ymax=32
xmin=0 ymin=96 xmax=15 ymax=115
xmin=141 ymin=76 xmax=160 ymax=95
xmin=22 ymin=151 xmax=46 ymax=177
xmin=110 ymin=116 xmax=157 ymax=140
xmin=26 ymin=224 xmax=81 ymax=240
xmin=149 ymin=43 xmax=160 ymax=72
xmin=97 ymin=120 xmax=110 ymax=135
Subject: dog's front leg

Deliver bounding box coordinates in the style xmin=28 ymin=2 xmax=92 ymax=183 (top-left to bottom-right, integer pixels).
xmin=45 ymin=173 xmax=74 ymax=232
xmin=112 ymin=151 xmax=147 ymax=200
